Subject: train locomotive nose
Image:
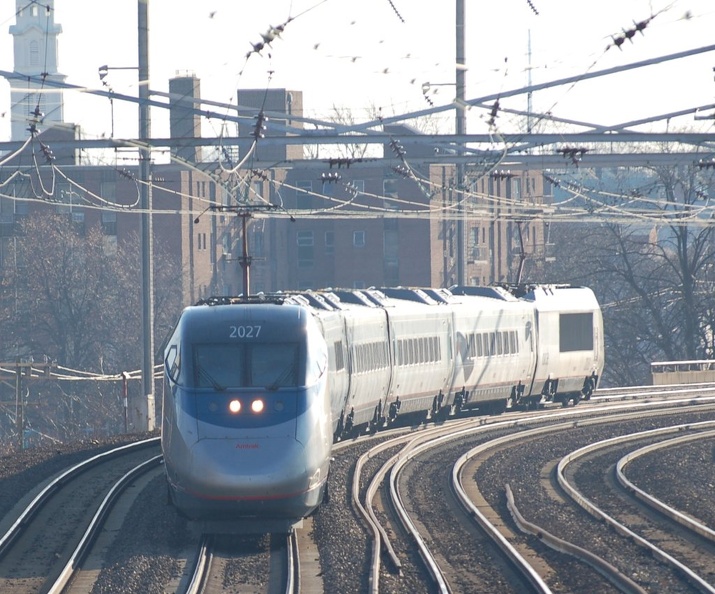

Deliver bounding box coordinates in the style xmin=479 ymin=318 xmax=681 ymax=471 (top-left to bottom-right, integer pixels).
xmin=186 ymin=435 xmax=314 ymax=503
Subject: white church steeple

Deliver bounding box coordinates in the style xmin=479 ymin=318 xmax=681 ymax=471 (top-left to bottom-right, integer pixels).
xmin=9 ymin=0 xmax=66 ymax=141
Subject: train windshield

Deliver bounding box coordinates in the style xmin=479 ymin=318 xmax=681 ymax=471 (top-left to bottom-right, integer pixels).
xmin=193 ymin=342 xmax=300 ymax=389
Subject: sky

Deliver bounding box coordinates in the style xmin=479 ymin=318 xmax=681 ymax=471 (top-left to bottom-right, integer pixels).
xmin=1 ymin=0 xmax=715 ymax=144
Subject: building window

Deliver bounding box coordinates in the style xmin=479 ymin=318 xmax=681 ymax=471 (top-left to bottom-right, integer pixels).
xmin=383 ymin=179 xmax=398 ymax=210
xmin=55 ymin=183 xmax=73 ymax=214
xmin=296 ymin=231 xmax=314 ymax=247
xmin=252 ymin=231 xmax=264 ymax=257
xmin=101 ymin=181 xmax=117 ymax=204
xmin=101 ymin=211 xmax=117 ymax=235
xmin=325 ymin=231 xmax=334 ymax=256
xmin=353 ymin=230 xmax=365 ymax=248
xmin=29 ymin=40 xmax=39 ymax=66
xmin=511 ymin=178 xmax=521 ymax=200
xmin=321 ymin=178 xmax=335 ymax=197
xmin=103 ymin=235 xmax=118 ymax=256
xmin=297 ymin=230 xmax=314 ymax=267
xmin=383 ymin=179 xmax=397 ymax=196
xmin=0 ymin=237 xmax=7 ymax=269
xmin=296 ymin=181 xmax=312 ymax=209
xmin=71 ymin=212 xmax=85 ymax=235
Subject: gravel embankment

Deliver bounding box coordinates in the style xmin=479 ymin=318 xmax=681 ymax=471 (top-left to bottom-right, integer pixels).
xmin=1 ymin=412 xmax=714 ymax=593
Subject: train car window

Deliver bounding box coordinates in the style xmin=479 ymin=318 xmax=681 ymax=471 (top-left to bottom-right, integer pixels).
xmin=333 ymin=341 xmax=345 ymax=371
xmin=476 ymin=334 xmax=483 ymax=358
xmin=559 ymin=313 xmax=594 ymax=352
xmin=355 ymin=344 xmax=362 ymax=373
xmin=489 ymin=333 xmax=496 ymax=356
xmin=511 ymin=331 xmax=518 ymax=354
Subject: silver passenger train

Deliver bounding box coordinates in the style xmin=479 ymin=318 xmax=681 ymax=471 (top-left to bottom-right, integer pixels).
xmin=161 ymin=284 xmax=604 ymax=529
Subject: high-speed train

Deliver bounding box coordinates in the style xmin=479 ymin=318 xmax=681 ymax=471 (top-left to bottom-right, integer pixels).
xmin=161 ymin=284 xmax=604 ymax=529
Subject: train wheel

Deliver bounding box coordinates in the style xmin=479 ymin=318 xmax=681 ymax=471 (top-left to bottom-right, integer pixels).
xmin=582 ymin=378 xmax=595 ymax=401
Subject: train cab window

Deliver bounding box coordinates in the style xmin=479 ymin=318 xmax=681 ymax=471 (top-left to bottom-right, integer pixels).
xmin=193 ymin=343 xmax=300 ymax=389
xmin=195 ymin=344 xmax=245 ymax=389
xmin=165 ymin=345 xmax=180 ymax=384
xmin=252 ymin=343 xmax=299 ymax=387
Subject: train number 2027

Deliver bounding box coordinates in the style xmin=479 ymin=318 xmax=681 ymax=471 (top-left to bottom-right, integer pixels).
xmin=229 ymin=325 xmax=262 ymax=338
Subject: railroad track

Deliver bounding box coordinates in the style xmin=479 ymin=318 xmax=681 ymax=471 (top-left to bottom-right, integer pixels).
xmin=317 ymin=393 xmax=715 ymax=593
xmin=181 ymin=531 xmax=299 ymax=594
xmin=0 ymin=438 xmax=161 ymax=594
xmin=1 ymin=386 xmax=714 ymax=592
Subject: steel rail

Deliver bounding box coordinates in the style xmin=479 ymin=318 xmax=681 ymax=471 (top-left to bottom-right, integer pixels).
xmin=557 ymin=420 xmax=715 ymax=594
xmin=0 ymin=436 xmax=160 ymax=557
xmin=46 ymin=454 xmax=163 ymax=594
xmin=616 ymin=428 xmax=715 ymax=542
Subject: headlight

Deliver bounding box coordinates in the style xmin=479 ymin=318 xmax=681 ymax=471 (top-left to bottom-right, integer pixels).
xmin=229 ymin=399 xmax=241 ymax=414
xmin=251 ymin=399 xmax=265 ymax=413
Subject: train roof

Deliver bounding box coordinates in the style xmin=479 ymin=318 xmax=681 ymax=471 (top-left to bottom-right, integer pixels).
xmin=189 ymin=283 xmax=597 ymax=315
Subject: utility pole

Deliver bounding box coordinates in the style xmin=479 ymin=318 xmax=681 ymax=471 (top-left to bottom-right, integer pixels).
xmin=15 ymin=364 xmax=22 ymax=449
xmin=0 ymin=360 xmax=56 ymax=449
xmin=138 ymin=0 xmax=155 ymax=432
xmin=455 ymin=0 xmax=466 ymax=285
xmin=214 ymin=204 xmax=278 ymax=296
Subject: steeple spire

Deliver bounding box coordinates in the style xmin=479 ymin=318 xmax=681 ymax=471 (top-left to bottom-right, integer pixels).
xmin=9 ymin=0 xmax=66 ymax=141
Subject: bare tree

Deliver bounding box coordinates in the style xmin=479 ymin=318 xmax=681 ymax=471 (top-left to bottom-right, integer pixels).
xmin=0 ymin=214 xmax=184 ymax=443
xmin=545 ymin=164 xmax=715 ymax=385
